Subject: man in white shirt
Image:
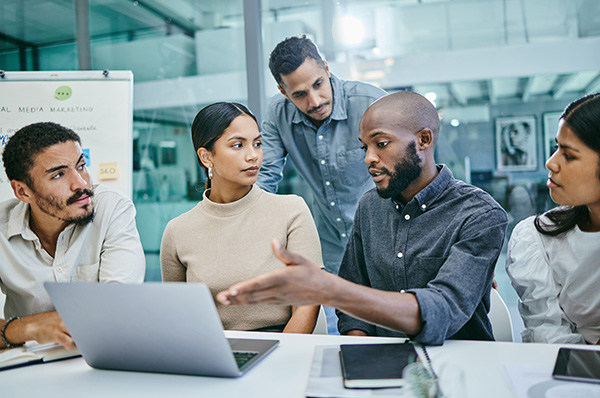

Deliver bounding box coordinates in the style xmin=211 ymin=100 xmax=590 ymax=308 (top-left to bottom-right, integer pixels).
xmin=0 ymin=122 xmax=145 ymax=350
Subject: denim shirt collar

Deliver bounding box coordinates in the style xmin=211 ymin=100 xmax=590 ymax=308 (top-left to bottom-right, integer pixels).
xmin=291 ymin=73 xmax=347 ymax=126
xmin=392 ymin=165 xmax=453 ymax=213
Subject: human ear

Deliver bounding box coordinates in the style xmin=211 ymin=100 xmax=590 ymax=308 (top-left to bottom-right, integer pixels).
xmin=10 ymin=180 xmax=34 ymax=204
xmin=197 ymin=148 xmax=213 ymax=169
xmin=417 ymin=129 xmax=433 ymax=150
xmin=324 ymin=61 xmax=331 ymax=77
xmin=277 ymin=85 xmax=289 ymax=100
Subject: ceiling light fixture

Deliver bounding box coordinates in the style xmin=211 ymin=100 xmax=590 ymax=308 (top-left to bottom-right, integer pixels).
xmin=333 ymin=15 xmax=366 ymax=46
xmin=425 ymin=92 xmax=437 ymax=107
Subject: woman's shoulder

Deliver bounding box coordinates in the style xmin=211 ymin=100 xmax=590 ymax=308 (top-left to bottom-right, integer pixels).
xmin=509 ymin=215 xmax=548 ymax=253
xmin=255 ymin=190 xmax=312 ymax=224
xmin=512 ymin=215 xmax=539 ymax=239
xmin=257 ymin=188 xmax=309 ymax=209
xmin=164 ymin=202 xmax=204 ymax=231
xmin=507 ymin=215 xmax=548 ymax=274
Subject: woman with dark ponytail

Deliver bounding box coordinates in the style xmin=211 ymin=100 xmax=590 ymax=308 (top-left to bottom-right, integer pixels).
xmin=160 ymin=102 xmax=322 ymax=333
xmin=506 ymin=93 xmax=600 ymax=344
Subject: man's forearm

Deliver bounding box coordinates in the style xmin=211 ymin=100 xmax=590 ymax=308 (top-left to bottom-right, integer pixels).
xmin=1 ymin=311 xmax=75 ymax=349
xmin=321 ymin=273 xmax=423 ymax=336
xmin=1 ymin=318 xmax=21 ymax=348
xmin=217 ymin=241 xmax=423 ymax=336
xmin=2 ymin=316 xmax=30 ymax=347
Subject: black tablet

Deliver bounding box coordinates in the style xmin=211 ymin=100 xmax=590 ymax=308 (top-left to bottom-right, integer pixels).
xmin=552 ymin=347 xmax=600 ymax=384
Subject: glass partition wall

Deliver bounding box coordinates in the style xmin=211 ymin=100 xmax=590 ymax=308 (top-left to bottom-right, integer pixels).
xmin=1 ymin=1 xmax=599 ymax=332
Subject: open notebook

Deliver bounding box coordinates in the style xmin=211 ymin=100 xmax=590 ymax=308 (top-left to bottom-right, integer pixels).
xmin=0 ymin=342 xmax=80 ymax=371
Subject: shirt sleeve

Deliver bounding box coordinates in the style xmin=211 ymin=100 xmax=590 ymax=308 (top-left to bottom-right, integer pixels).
xmin=409 ymin=207 xmax=508 ymax=345
xmin=256 ymin=104 xmax=288 ymax=194
xmin=336 ymin=206 xmax=377 ymax=336
xmin=284 ymin=196 xmax=324 ymax=268
xmin=160 ymin=223 xmax=187 ymax=282
xmin=98 ymin=194 xmax=146 ymax=283
xmin=506 ymin=218 xmax=585 ymax=344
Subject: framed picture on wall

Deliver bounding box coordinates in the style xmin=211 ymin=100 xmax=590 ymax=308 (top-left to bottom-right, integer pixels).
xmin=495 ymin=116 xmax=537 ymax=172
xmin=543 ymin=111 xmax=562 ymax=161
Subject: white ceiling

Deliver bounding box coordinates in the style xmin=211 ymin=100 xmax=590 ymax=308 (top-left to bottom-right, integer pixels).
xmin=1 ymin=0 xmax=599 ymax=124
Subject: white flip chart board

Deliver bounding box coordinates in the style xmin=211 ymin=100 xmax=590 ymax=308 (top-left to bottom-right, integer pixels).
xmin=0 ymin=70 xmax=133 ymax=201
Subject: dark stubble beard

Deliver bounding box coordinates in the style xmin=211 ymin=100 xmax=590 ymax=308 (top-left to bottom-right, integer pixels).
xmin=70 ymin=208 xmax=95 ymax=226
xmin=376 ymin=142 xmax=423 ymax=199
xmin=34 ymin=188 xmax=95 ymax=226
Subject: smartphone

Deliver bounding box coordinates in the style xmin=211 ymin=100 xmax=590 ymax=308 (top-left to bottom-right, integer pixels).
xmin=552 ymin=347 xmax=600 ymax=384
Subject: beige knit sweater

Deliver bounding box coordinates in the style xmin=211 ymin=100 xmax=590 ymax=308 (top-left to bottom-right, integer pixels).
xmin=160 ymin=185 xmax=323 ymax=330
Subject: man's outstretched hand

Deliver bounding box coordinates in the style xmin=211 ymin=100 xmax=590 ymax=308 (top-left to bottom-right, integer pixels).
xmin=217 ymin=239 xmax=333 ymax=307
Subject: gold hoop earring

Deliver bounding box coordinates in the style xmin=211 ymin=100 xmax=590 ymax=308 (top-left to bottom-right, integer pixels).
xmin=208 ymin=167 xmax=213 ymax=179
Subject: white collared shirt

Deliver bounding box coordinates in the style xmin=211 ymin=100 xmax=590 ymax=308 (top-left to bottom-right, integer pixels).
xmin=507 ymin=215 xmax=600 ymax=344
xmin=0 ymin=184 xmax=145 ymax=318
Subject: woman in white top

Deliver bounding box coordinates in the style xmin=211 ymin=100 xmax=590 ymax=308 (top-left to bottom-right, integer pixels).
xmin=161 ymin=102 xmax=322 ymax=333
xmin=506 ymin=93 xmax=600 ymax=344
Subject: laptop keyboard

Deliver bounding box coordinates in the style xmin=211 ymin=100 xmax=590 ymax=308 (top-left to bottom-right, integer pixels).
xmin=234 ymin=351 xmax=259 ymax=369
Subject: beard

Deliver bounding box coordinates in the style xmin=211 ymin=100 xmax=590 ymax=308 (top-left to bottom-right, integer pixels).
xmin=376 ymin=142 xmax=423 ymax=199
xmin=34 ymin=188 xmax=95 ymax=226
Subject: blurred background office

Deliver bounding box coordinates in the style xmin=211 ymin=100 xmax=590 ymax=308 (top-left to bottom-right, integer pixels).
xmin=1 ymin=0 xmax=599 ymax=340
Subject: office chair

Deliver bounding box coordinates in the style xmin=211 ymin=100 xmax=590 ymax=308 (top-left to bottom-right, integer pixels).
xmin=489 ymin=288 xmax=514 ymax=342
xmin=312 ymin=305 xmax=328 ymax=334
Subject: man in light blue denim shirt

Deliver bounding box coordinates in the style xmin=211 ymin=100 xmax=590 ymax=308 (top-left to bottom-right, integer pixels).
xmin=257 ymin=35 xmax=386 ymax=277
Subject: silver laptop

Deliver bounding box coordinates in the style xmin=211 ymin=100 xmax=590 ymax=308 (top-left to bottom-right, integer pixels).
xmin=44 ymin=282 xmax=279 ymax=377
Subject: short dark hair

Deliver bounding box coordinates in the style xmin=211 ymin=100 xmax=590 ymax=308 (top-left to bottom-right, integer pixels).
xmin=191 ymin=102 xmax=257 ymax=190
xmin=2 ymin=122 xmax=81 ymax=187
xmin=268 ymin=35 xmax=326 ymax=87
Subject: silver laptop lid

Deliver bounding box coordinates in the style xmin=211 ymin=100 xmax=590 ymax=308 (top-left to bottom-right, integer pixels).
xmin=44 ymin=282 xmax=276 ymax=377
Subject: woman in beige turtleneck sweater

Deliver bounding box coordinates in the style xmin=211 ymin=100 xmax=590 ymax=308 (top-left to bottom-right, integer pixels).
xmin=160 ymin=102 xmax=322 ymax=333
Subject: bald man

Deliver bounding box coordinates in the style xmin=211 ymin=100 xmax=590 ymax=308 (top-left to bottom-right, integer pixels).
xmin=218 ymin=92 xmax=508 ymax=345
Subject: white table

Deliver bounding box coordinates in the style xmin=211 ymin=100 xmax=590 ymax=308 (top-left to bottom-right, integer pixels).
xmin=0 ymin=331 xmax=594 ymax=398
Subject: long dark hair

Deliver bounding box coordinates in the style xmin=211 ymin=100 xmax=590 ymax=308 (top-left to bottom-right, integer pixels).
xmin=534 ymin=93 xmax=600 ymax=235
xmin=191 ymin=102 xmax=257 ymax=190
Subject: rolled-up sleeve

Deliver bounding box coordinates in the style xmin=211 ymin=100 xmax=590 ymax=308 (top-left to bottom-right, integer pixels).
xmin=506 ymin=218 xmax=584 ymax=344
xmin=409 ymin=207 xmax=507 ymax=345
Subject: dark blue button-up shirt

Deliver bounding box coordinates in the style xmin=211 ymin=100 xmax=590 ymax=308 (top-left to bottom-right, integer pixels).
xmin=337 ymin=166 xmax=508 ymax=345
xmin=257 ymin=74 xmax=386 ymax=272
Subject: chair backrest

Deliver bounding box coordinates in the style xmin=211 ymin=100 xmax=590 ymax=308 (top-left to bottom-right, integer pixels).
xmin=312 ymin=305 xmax=328 ymax=335
xmin=489 ymin=288 xmax=514 ymax=342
